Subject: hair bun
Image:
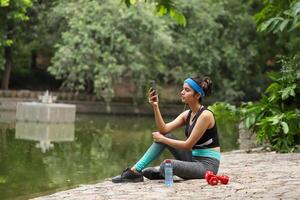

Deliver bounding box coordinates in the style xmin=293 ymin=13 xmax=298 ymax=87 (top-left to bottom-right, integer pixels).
xmin=204 ymin=77 xmax=212 ymax=87
xmin=192 ymin=76 xmax=212 ymax=97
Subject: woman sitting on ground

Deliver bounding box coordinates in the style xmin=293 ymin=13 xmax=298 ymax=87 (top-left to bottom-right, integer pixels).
xmin=112 ymin=76 xmax=220 ymax=183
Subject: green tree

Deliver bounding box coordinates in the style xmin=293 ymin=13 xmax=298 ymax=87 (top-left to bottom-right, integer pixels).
xmin=0 ymin=0 xmax=33 ymax=89
xmin=242 ymin=0 xmax=300 ymax=152
xmin=162 ymin=0 xmax=264 ymax=102
xmin=254 ymin=0 xmax=300 ymax=33
xmin=48 ymin=0 xmax=172 ymax=99
xmin=47 ymin=0 xmax=273 ymax=103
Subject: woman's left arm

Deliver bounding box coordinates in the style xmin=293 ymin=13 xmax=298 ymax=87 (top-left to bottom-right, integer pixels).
xmin=152 ymin=111 xmax=214 ymax=150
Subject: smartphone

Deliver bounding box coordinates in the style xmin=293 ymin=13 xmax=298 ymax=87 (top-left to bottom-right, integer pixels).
xmin=149 ymin=80 xmax=156 ymax=94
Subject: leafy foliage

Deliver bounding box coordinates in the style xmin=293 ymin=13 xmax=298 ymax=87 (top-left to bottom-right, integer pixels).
xmin=48 ymin=0 xmax=172 ymax=99
xmin=0 ymin=0 xmax=33 ymax=70
xmin=47 ymin=0 xmax=267 ymax=102
xmin=209 ymin=102 xmax=240 ymax=151
xmin=0 ymin=0 xmax=273 ymax=103
xmin=241 ymin=54 xmax=300 ymax=152
xmin=164 ymin=0 xmax=263 ymax=102
xmin=254 ymin=0 xmax=300 ymax=33
xmin=122 ymin=0 xmax=186 ymax=26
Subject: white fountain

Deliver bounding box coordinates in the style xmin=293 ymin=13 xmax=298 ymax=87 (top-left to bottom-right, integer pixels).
xmin=16 ymin=90 xmax=76 ymax=123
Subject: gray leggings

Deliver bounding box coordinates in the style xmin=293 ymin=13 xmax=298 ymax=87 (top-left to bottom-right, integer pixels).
xmin=159 ymin=134 xmax=220 ymax=179
xmin=135 ymin=133 xmax=220 ymax=179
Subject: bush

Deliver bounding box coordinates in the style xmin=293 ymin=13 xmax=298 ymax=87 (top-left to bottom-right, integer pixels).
xmin=241 ymin=54 xmax=300 ymax=152
xmin=208 ymin=102 xmax=240 ymax=151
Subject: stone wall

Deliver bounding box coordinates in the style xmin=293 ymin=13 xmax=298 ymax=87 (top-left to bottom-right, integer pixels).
xmin=0 ymin=82 xmax=182 ymax=103
xmin=0 ymin=87 xmax=184 ymax=116
xmin=238 ymin=122 xmax=258 ymax=150
xmin=0 ymin=90 xmax=99 ymax=102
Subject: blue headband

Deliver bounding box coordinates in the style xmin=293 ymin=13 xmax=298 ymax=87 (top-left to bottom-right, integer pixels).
xmin=184 ymin=78 xmax=205 ymax=97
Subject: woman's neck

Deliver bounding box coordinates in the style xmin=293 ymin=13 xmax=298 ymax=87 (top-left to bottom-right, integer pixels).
xmin=189 ymin=103 xmax=202 ymax=114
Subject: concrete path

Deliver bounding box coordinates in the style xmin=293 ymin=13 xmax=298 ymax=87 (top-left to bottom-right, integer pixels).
xmin=33 ymin=150 xmax=300 ymax=200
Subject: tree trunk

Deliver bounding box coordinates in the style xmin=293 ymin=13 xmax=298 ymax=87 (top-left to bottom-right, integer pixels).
xmin=1 ymin=21 xmax=14 ymax=90
xmin=1 ymin=45 xmax=13 ymax=90
xmin=31 ymin=50 xmax=37 ymax=69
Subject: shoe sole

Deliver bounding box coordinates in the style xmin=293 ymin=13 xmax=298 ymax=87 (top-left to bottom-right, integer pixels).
xmin=112 ymin=178 xmax=144 ymax=183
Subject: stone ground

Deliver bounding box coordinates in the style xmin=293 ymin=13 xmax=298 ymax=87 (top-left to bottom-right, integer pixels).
xmin=33 ymin=150 xmax=300 ymax=200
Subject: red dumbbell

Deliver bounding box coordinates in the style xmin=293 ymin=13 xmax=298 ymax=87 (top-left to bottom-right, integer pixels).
xmin=204 ymin=170 xmax=214 ymax=179
xmin=204 ymin=171 xmax=215 ymax=184
xmin=205 ymin=171 xmax=216 ymax=185
xmin=204 ymin=171 xmax=229 ymax=185
xmin=218 ymin=175 xmax=229 ymax=184
xmin=208 ymin=176 xmax=219 ymax=185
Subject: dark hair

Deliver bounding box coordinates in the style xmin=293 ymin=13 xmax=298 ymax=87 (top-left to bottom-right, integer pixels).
xmin=191 ymin=76 xmax=213 ymax=102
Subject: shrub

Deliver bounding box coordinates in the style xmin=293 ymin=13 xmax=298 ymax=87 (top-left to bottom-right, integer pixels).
xmin=241 ymin=54 xmax=300 ymax=152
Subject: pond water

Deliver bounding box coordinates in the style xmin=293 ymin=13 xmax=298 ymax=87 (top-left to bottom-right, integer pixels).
xmin=0 ymin=113 xmax=239 ymax=200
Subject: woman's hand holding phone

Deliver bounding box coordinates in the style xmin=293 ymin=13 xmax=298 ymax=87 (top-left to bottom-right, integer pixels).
xmin=148 ymin=87 xmax=158 ymax=106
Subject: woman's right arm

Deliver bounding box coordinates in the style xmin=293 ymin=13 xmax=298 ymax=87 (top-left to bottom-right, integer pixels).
xmin=149 ymin=88 xmax=187 ymax=134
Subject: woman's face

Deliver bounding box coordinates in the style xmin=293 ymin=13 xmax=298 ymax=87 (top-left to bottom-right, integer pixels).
xmin=181 ymin=83 xmax=199 ymax=103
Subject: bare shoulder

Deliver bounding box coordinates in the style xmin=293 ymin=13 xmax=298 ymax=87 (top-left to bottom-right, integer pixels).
xmin=199 ymin=110 xmax=214 ymax=120
xmin=198 ymin=110 xmax=215 ymax=128
xmin=179 ymin=109 xmax=190 ymax=121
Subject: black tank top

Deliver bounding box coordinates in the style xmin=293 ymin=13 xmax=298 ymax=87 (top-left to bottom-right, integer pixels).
xmin=185 ymin=107 xmax=220 ymax=149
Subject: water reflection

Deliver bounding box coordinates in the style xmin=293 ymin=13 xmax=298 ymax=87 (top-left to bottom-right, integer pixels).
xmin=0 ymin=111 xmax=16 ymax=123
xmin=15 ymin=122 xmax=74 ymax=153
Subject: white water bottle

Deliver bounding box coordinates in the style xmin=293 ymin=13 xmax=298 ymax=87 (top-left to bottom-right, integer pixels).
xmin=164 ymin=159 xmax=173 ymax=186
